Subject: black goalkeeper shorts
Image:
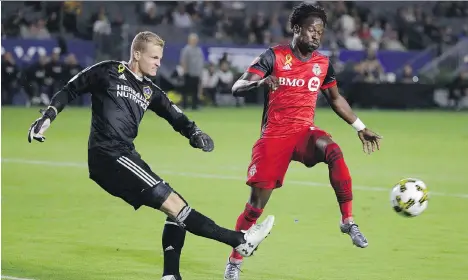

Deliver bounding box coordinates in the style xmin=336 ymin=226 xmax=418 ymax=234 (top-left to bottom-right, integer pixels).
xmin=88 ymin=149 xmax=173 ymax=210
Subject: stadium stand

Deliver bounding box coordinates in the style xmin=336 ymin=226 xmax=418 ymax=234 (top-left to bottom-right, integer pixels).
xmin=2 ymin=1 xmax=468 ymax=110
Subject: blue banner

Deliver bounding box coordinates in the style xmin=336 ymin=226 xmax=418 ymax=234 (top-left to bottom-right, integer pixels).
xmin=1 ymin=39 xmax=432 ymax=74
xmin=1 ymin=38 xmax=95 ymax=67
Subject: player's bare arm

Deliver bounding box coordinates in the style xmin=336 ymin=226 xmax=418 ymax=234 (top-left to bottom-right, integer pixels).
xmin=232 ymin=72 xmax=279 ymax=97
xmin=232 ymin=47 xmax=276 ymax=97
xmin=322 ymin=84 xmax=382 ymax=154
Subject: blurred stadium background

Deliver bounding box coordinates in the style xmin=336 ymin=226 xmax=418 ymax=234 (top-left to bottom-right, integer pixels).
xmin=2 ymin=2 xmax=468 ymax=280
xmin=2 ymin=0 xmax=468 ymax=109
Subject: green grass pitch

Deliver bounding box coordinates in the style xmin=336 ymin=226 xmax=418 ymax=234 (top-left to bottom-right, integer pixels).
xmin=2 ymin=106 xmax=467 ymax=280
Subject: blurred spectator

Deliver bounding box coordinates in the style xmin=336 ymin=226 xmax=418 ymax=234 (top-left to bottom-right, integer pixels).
xmin=62 ymin=1 xmax=82 ymax=36
xmin=448 ymin=69 xmax=468 ymax=110
xmin=370 ymin=21 xmax=383 ymax=45
xmin=144 ymin=1 xmax=157 ymax=14
xmin=63 ymin=53 xmax=84 ymax=104
xmin=401 ymin=6 xmax=416 ymax=23
xmin=173 ymin=3 xmax=193 ymax=29
xmin=180 ymin=33 xmax=204 ymax=110
xmin=381 ymin=23 xmax=405 ymax=51
xmin=441 ymin=26 xmax=457 ymax=46
xmin=3 ymin=9 xmax=26 ymax=37
xmin=93 ymin=7 xmax=112 ymax=61
xmin=282 ymin=19 xmax=294 ymax=38
xmin=21 ymin=18 xmax=51 ymax=39
xmin=399 ymin=65 xmax=418 ymax=84
xmin=269 ymin=13 xmax=284 ymax=43
xmin=340 ymin=9 xmax=357 ymax=37
xmin=46 ymin=48 xmax=65 ymax=96
xmin=434 ymin=1 xmax=468 ymax=18
xmin=358 ymin=22 xmax=371 ymax=45
xmin=357 ymin=48 xmax=385 ymax=82
xmin=216 ymin=60 xmax=234 ymax=95
xmin=344 ymin=31 xmax=364 ymax=50
xmin=215 ymin=60 xmax=238 ymax=106
xmin=459 ymin=24 xmax=468 ymax=39
xmin=93 ymin=9 xmax=111 ymax=35
xmin=247 ymin=32 xmax=257 ymax=45
xmin=218 ymin=52 xmax=229 ymax=66
xmin=201 ymin=63 xmax=219 ymax=106
xmin=64 ymin=53 xmax=82 ymax=81
xmin=329 ymin=47 xmax=344 ymax=74
xmin=262 ymin=30 xmax=273 ymax=46
xmin=214 ymin=14 xmax=234 ymax=41
xmin=44 ymin=2 xmax=62 ymax=33
xmin=423 ymin=16 xmax=440 ymax=42
xmin=24 ymin=54 xmax=51 ymax=106
xmin=250 ymin=12 xmax=268 ymax=44
xmin=1 ymin=52 xmax=21 ymax=105
xmin=142 ymin=4 xmax=162 ymax=25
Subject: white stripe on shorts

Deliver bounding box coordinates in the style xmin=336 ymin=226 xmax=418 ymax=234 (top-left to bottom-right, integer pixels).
xmin=116 ymin=156 xmax=160 ymax=187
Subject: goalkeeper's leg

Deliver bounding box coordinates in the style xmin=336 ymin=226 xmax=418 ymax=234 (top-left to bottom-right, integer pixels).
xmin=140 ymin=185 xmax=274 ymax=260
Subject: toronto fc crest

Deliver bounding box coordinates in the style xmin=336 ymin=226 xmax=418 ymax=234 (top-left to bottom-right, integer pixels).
xmin=248 ymin=164 xmax=257 ymax=178
xmin=312 ymin=63 xmax=321 ymax=76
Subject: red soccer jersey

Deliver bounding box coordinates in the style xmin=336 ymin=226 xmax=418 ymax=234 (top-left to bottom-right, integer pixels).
xmin=247 ymin=44 xmax=337 ymax=138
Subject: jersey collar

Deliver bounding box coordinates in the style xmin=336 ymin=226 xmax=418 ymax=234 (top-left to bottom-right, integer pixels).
xmin=120 ymin=61 xmax=144 ymax=81
xmin=288 ymin=44 xmax=317 ymax=62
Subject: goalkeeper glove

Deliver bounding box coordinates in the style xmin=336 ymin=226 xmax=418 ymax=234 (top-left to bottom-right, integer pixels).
xmin=27 ymin=107 xmax=57 ymax=143
xmin=189 ymin=127 xmax=214 ymax=152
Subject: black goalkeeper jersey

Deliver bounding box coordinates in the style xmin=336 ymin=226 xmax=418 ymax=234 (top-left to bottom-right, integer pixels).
xmin=49 ymin=60 xmax=195 ymax=155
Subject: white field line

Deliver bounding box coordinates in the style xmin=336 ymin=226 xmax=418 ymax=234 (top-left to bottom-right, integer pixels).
xmin=1 ymin=276 xmax=37 ymax=280
xmin=2 ymin=158 xmax=468 ymax=199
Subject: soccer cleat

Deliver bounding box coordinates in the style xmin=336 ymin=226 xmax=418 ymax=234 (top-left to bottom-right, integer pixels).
xmin=224 ymin=259 xmax=243 ymax=280
xmin=340 ymin=221 xmax=368 ymax=248
xmin=234 ymin=215 xmax=275 ymax=257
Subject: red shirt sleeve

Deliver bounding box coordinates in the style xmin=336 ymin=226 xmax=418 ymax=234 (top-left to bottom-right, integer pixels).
xmin=321 ymin=59 xmax=337 ymax=90
xmin=247 ymin=48 xmax=275 ymax=78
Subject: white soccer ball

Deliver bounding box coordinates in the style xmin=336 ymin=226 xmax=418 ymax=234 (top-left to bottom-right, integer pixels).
xmin=390 ymin=178 xmax=429 ymax=217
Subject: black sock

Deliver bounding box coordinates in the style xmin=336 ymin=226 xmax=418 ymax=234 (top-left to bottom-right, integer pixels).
xmin=176 ymin=206 xmax=245 ymax=248
xmin=162 ymin=217 xmax=186 ymax=278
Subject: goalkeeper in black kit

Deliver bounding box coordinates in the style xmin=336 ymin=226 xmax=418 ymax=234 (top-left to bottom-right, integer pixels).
xmin=27 ymin=31 xmax=274 ymax=280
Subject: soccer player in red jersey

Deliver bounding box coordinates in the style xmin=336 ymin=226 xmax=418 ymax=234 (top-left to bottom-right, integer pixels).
xmin=224 ymin=3 xmax=382 ymax=279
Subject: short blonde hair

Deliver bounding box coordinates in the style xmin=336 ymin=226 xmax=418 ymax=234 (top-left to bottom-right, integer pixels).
xmin=131 ymin=31 xmax=165 ymax=56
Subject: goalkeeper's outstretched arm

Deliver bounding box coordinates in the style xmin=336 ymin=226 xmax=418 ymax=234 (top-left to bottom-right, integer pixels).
xmin=49 ymin=62 xmax=108 ymax=117
xmin=27 ymin=62 xmax=108 ymax=143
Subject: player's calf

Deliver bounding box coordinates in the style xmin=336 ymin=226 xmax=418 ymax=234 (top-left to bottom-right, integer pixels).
xmin=322 ymin=142 xmax=368 ymax=248
xmin=162 ymin=217 xmax=186 ymax=279
xmin=323 ymin=142 xmax=353 ymax=221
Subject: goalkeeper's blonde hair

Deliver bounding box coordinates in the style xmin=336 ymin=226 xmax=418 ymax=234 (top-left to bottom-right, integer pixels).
xmin=130 ymin=31 xmax=165 ymax=57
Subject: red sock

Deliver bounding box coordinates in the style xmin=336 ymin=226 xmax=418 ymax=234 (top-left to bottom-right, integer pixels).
xmin=230 ymin=203 xmax=263 ymax=261
xmin=325 ymin=143 xmax=353 ymax=222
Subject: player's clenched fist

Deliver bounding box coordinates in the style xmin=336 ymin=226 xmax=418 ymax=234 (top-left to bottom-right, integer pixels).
xmin=27 ymin=107 xmax=57 ymax=143
xmin=259 ymin=76 xmax=279 ymax=91
xmin=189 ymin=127 xmax=214 ymax=152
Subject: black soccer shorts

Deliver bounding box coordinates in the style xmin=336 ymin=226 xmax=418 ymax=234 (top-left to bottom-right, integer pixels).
xmin=88 ymin=149 xmax=173 ymax=210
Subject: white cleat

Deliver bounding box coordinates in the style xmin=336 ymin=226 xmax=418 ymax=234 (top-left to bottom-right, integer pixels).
xmin=224 ymin=259 xmax=242 ymax=280
xmin=161 ymin=276 xmax=177 ymax=280
xmin=234 ymin=215 xmax=275 ymax=257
